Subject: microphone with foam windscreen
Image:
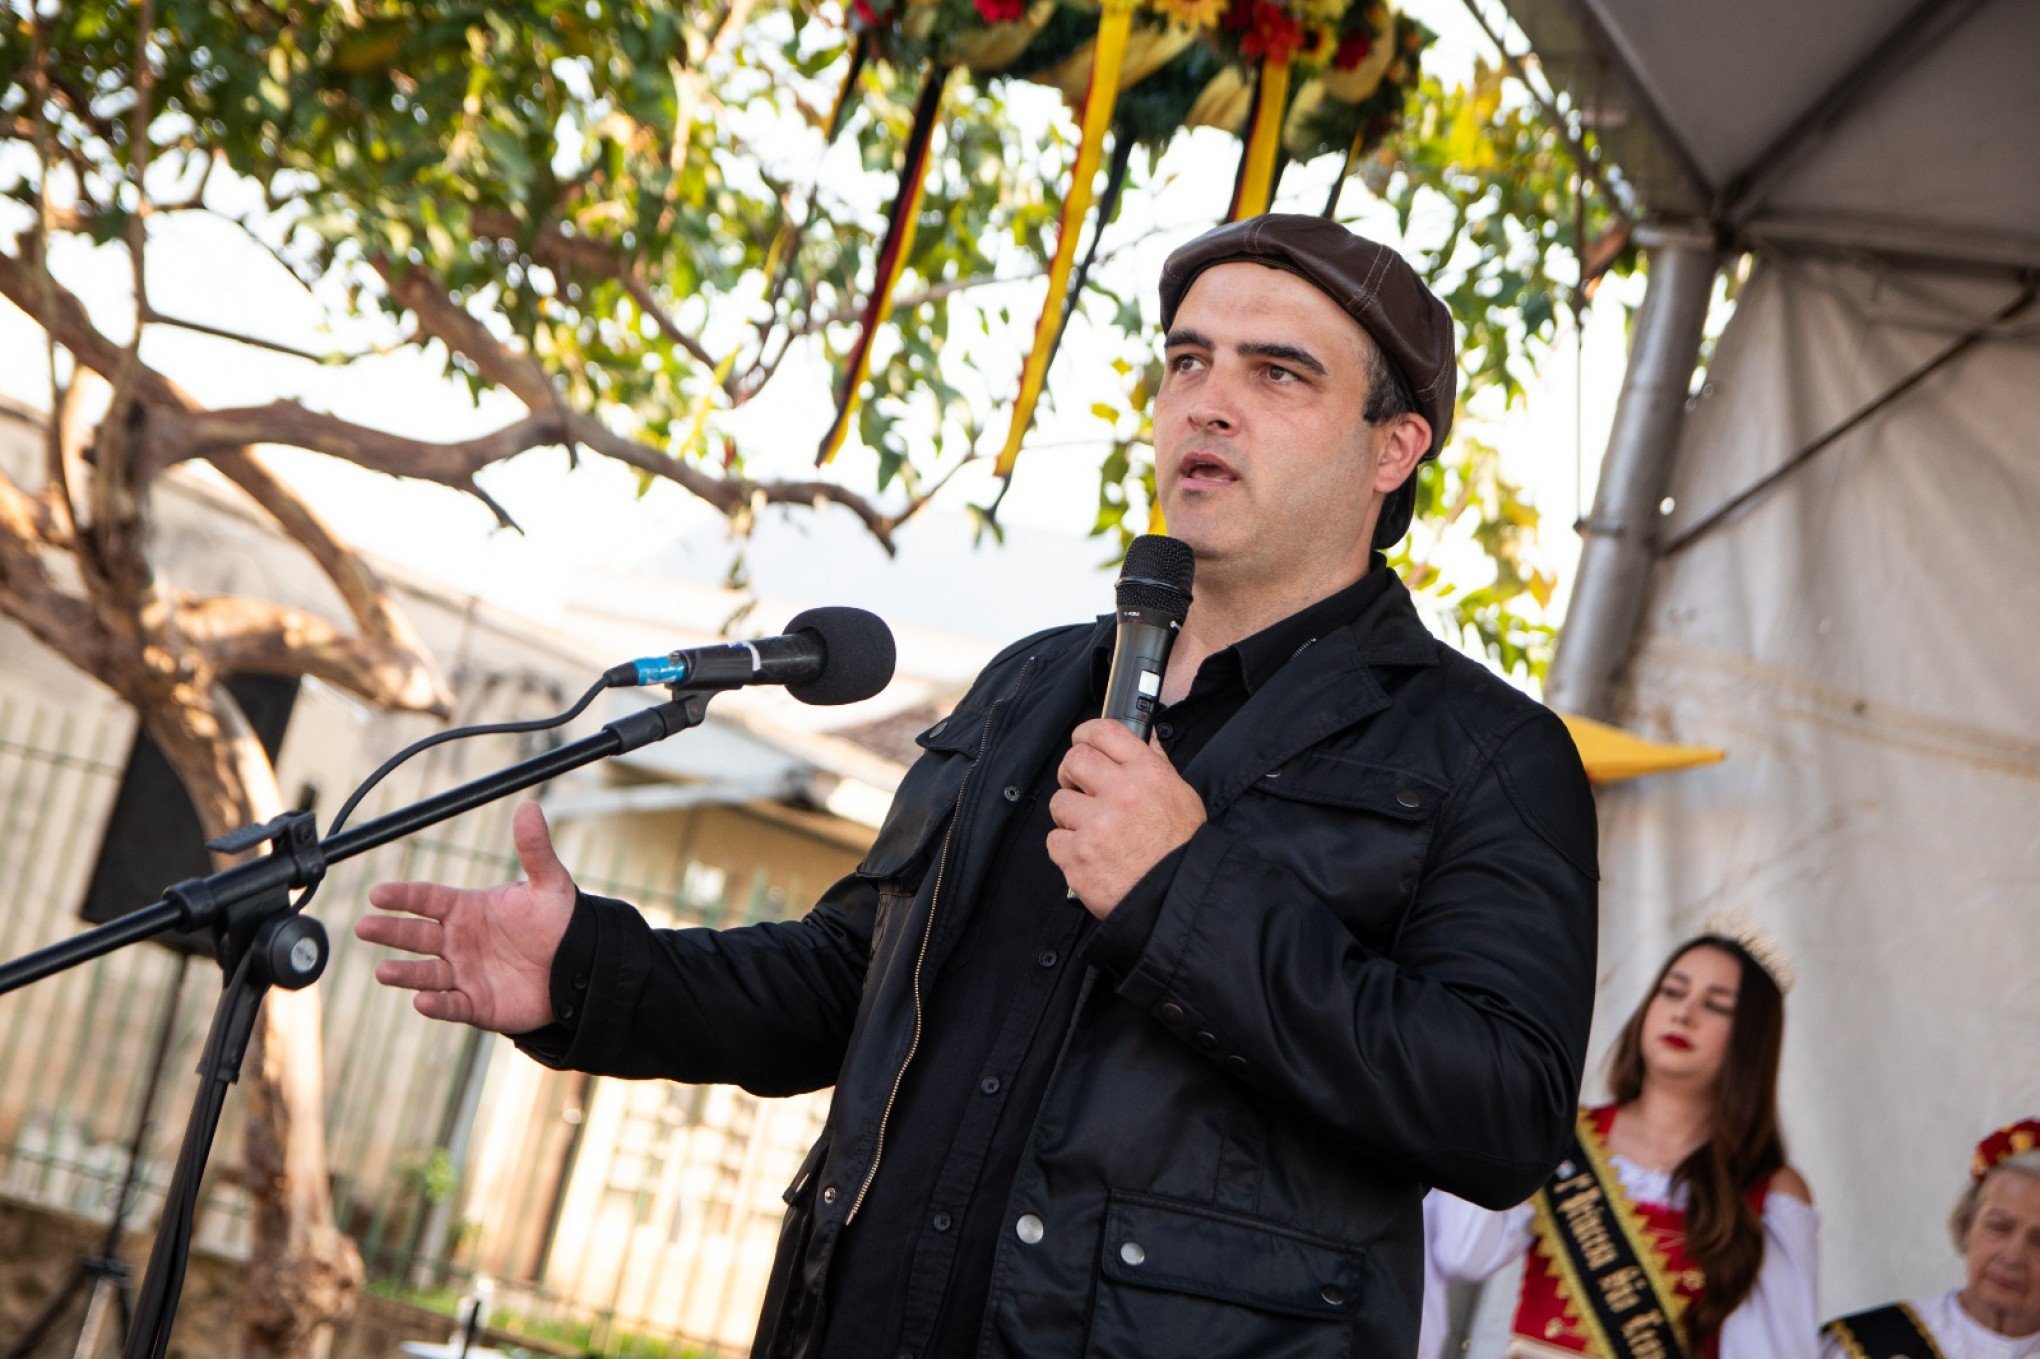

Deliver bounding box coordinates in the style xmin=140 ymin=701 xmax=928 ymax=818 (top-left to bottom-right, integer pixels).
xmin=1101 ymin=535 xmax=1194 ymax=739
xmin=606 ymin=607 xmax=896 ymax=706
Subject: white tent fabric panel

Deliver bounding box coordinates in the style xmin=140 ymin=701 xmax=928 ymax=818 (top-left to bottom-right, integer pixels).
xmin=1501 ymin=0 xmax=2040 ymax=269
xmin=1586 ymin=253 xmax=2040 ymax=1316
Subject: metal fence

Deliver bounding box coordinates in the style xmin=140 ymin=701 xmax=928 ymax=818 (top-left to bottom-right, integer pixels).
xmin=0 ymin=679 xmax=837 ymax=1357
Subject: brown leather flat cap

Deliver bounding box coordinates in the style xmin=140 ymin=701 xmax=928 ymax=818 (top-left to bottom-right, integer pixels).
xmin=1159 ymin=214 xmax=1458 ymax=545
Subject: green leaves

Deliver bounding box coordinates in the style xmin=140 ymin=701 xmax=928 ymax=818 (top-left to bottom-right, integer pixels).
xmin=5 ymin=1 xmax=1601 ymax=681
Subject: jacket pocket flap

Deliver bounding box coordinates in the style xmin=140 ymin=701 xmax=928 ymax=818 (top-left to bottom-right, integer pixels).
xmin=854 ymin=711 xmax=985 ymax=879
xmin=1254 ymin=755 xmax=1447 ymax=821
xmin=1099 ymin=1193 xmax=1365 ymax=1320
xmin=914 ymin=705 xmax=990 ymax=756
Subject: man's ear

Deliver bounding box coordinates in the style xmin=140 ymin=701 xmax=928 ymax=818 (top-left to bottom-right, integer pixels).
xmin=1370 ymin=414 xmax=1432 ymax=495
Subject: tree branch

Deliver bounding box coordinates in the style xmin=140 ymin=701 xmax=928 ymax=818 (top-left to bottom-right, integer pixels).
xmin=379 ymin=258 xmax=558 ymax=407
xmin=6 ymin=233 xmax=920 ymax=560
xmin=0 ymin=464 xmax=114 ymax=676
xmin=465 ymin=210 xmax=720 ymax=372
xmin=175 ymin=592 xmax=451 ymax=715
xmin=138 ymin=307 xmax=383 ymax=366
xmin=373 ymin=263 xmax=915 ymax=547
xmin=160 ymin=397 xmax=912 ymax=549
xmin=207 ymin=449 xmax=453 ymax=709
xmin=43 ymin=371 xmax=98 ymax=547
xmin=157 ymin=401 xmax=556 ymax=522
xmin=0 ymin=248 xmax=455 ymax=708
xmin=0 ymin=240 xmax=183 ymax=408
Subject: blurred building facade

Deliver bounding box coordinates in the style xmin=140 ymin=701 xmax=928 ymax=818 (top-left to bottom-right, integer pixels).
xmin=0 ymin=399 xmax=930 ymax=1355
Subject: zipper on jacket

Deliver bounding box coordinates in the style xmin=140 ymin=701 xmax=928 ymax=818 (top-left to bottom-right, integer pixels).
xmin=847 ymin=656 xmax=1038 ymax=1224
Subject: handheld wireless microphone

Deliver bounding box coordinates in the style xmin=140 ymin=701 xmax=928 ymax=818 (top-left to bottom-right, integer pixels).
xmin=1101 ymin=535 xmax=1194 ymax=738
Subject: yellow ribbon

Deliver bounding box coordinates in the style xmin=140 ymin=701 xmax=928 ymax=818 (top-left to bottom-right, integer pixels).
xmin=1229 ymin=51 xmax=1293 ymax=221
xmin=992 ymin=0 xmax=1138 ymax=479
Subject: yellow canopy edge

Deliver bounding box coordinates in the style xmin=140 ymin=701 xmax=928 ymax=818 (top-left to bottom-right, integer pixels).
xmin=1560 ymin=713 xmax=1724 ymax=784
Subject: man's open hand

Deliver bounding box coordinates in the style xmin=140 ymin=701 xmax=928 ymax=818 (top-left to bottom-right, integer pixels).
xmin=354 ymin=801 xmax=576 ymax=1033
xmin=1047 ymin=718 xmax=1207 ymax=919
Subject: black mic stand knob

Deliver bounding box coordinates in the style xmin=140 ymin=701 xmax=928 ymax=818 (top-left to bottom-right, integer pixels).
xmin=255 ymin=914 xmax=329 ymax=990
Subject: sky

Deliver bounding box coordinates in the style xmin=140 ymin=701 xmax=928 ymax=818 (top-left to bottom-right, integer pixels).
xmin=0 ymin=0 xmax=1642 ymax=700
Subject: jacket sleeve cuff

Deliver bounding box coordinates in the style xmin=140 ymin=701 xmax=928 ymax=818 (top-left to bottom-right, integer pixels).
xmin=511 ymin=892 xmax=653 ymax=1071
xmin=1098 ymin=825 xmax=1236 ymax=1014
xmin=1084 ymin=842 xmax=1188 ymax=980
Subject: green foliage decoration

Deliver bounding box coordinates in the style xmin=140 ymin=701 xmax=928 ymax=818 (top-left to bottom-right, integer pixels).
xmin=2 ymin=2 xmax=1630 ymax=678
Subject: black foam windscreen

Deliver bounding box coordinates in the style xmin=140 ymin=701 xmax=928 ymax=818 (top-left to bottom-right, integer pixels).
xmin=1116 ymin=534 xmax=1194 ymax=622
xmin=783 ymin=607 xmax=897 ymax=706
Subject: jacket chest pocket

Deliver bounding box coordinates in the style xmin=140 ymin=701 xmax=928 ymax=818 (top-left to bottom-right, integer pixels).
xmin=1084 ymin=1192 xmax=1366 ymax=1359
xmin=853 ymin=706 xmax=988 ymax=974
xmin=1230 ymin=755 xmax=1446 ymax=938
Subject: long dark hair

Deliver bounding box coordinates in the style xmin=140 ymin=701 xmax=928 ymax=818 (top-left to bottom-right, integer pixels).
xmin=1605 ymin=936 xmax=1787 ymax=1342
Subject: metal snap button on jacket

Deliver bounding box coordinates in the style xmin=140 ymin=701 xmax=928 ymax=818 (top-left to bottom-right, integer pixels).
xmin=1015 ymin=1213 xmax=1044 ymax=1244
xmin=1118 ymin=1241 xmax=1145 ymax=1267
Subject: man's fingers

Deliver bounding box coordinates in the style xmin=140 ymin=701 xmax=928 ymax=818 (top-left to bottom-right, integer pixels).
xmin=367 ymin=880 xmax=460 ymax=921
xmin=353 ymin=914 xmax=442 ymax=956
xmin=1069 ymin=718 xmax=1148 ymax=763
xmin=415 ymin=990 xmax=475 ymax=1025
xmin=1057 ymin=745 xmax=1114 ymax=794
xmin=375 ymin=957 xmax=456 ymax=992
xmin=1048 ymin=788 xmax=1092 ymax=832
xmin=511 ymin=802 xmax=571 ymax=893
xmin=1045 ymin=826 xmax=1074 ymax=871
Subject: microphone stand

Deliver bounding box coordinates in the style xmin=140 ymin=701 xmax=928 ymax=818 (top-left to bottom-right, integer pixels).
xmin=0 ymin=689 xmax=715 ymax=1359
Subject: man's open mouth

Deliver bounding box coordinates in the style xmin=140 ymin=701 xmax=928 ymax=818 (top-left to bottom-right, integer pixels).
xmin=1178 ymin=451 xmax=1238 ymax=484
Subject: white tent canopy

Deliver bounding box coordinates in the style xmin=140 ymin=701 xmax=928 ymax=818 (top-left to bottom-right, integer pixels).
xmin=1474 ymin=0 xmax=2040 ymax=1332
xmin=1502 ymin=0 xmax=2040 ymax=269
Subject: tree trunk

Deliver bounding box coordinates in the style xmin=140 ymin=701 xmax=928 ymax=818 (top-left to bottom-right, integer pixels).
xmin=145 ymin=683 xmax=363 ymax=1358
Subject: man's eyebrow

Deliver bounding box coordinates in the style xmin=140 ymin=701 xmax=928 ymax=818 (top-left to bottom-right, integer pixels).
xmin=1239 ymin=341 xmax=1326 ymax=377
xmin=1161 ymin=330 xmax=1328 ymax=378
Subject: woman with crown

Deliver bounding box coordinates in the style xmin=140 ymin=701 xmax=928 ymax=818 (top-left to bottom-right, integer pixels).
xmin=1821 ymin=1118 xmax=2040 ymax=1359
xmin=1418 ymin=918 xmax=1820 ymax=1358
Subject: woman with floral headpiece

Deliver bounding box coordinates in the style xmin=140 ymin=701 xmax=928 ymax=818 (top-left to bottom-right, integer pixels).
xmin=1821 ymin=1118 xmax=2040 ymax=1359
xmin=1418 ymin=923 xmax=1819 ymax=1359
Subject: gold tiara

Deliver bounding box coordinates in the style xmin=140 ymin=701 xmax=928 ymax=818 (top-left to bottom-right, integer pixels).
xmin=1699 ymin=907 xmax=1797 ymax=995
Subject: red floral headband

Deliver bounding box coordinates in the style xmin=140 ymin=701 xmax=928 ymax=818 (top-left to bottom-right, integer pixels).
xmin=1973 ymin=1118 xmax=2040 ymax=1182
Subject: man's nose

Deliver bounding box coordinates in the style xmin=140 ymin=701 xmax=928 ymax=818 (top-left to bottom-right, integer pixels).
xmin=1188 ymin=365 xmax=1242 ymax=432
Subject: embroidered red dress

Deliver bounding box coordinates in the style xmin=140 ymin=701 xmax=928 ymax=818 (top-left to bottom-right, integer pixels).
xmin=1420 ymin=1105 xmax=1821 ymax=1359
xmin=1512 ymin=1108 xmax=1754 ymax=1357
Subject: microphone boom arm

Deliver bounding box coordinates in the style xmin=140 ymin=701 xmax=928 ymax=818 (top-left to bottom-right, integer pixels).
xmin=0 ymin=686 xmax=720 ymax=1359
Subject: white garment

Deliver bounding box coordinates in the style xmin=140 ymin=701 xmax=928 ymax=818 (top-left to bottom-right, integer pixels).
xmin=1818 ymin=1291 xmax=2040 ymax=1359
xmin=1418 ymin=1155 xmax=1821 ymax=1359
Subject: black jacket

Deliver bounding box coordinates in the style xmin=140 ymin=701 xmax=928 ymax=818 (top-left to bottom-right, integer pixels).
xmin=532 ymin=573 xmax=1599 ymax=1358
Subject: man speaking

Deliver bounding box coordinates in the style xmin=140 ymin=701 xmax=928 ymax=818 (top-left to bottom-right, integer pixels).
xmin=358 ymin=214 xmax=1599 ymax=1358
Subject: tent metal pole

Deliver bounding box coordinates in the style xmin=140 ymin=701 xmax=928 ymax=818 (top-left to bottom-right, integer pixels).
xmin=1545 ymin=226 xmax=1719 ymax=720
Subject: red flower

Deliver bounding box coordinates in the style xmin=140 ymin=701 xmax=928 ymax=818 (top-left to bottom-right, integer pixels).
xmin=1222 ymin=0 xmax=1254 ymax=30
xmin=851 ymin=0 xmax=881 ymax=26
xmin=1239 ymin=1 xmax=1304 ymax=61
xmin=974 ymin=0 xmax=1026 ymax=21
xmin=1333 ymin=30 xmax=1372 ymax=69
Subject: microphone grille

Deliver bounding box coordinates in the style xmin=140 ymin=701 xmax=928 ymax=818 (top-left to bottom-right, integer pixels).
xmin=782 ymin=607 xmax=896 ymax=706
xmin=1116 ymin=534 xmax=1194 ymax=621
